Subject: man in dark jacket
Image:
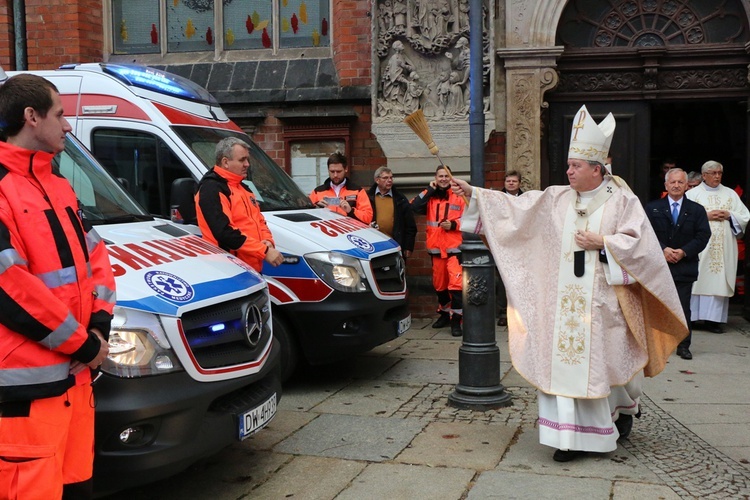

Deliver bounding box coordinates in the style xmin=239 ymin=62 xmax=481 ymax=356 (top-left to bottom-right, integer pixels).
xmin=646 ymin=168 xmax=711 ymax=360
xmin=367 ymin=167 xmax=417 ymax=258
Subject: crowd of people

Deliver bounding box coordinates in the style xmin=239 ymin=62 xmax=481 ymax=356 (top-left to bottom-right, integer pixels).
xmin=2 ymin=71 xmax=748 ymax=498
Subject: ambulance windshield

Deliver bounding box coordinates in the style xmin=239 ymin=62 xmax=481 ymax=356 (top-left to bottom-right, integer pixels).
xmin=172 ymin=126 xmax=314 ymax=212
xmin=55 ymin=134 xmax=152 ymax=224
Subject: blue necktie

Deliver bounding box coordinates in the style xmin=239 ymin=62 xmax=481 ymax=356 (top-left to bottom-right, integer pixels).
xmin=672 ymin=202 xmax=679 ymax=225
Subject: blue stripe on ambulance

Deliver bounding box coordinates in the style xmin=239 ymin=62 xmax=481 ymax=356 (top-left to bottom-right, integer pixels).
xmin=116 ymin=272 xmax=264 ymax=315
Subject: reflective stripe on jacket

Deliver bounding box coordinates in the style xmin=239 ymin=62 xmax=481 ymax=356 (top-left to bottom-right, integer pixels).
xmin=411 ymin=186 xmax=465 ymax=257
xmin=0 ymin=142 xmax=115 ymax=402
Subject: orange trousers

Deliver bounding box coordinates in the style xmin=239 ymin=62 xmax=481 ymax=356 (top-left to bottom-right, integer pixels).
xmin=431 ymin=254 xmax=462 ymax=292
xmin=0 ymin=383 xmax=95 ymax=500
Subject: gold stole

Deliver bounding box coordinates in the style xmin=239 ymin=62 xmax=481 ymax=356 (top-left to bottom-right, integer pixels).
xmin=549 ymin=182 xmax=617 ymax=398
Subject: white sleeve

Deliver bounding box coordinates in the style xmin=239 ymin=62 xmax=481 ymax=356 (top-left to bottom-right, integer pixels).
xmin=602 ymin=244 xmax=636 ymax=285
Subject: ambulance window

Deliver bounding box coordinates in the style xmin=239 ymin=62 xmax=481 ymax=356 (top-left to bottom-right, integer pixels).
xmin=91 ymin=129 xmax=193 ymax=219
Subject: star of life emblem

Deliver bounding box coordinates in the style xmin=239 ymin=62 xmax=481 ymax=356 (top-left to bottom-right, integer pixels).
xmin=144 ymin=271 xmax=194 ymax=302
xmin=347 ymin=234 xmax=374 ymax=253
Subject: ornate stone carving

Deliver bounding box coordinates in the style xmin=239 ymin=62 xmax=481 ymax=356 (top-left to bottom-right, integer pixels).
xmin=556 ymin=72 xmax=644 ymax=93
xmin=373 ymin=0 xmax=493 ymax=123
xmin=659 ymin=69 xmax=748 ymax=90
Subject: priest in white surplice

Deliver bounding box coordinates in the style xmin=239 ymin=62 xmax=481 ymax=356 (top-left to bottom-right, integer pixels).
xmin=452 ymin=105 xmax=687 ymax=462
xmin=685 ymin=160 xmax=750 ymax=333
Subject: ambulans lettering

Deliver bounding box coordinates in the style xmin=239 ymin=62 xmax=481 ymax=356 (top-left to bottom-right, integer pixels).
xmin=310 ymin=218 xmax=368 ymax=237
xmin=108 ymin=235 xmax=225 ymax=276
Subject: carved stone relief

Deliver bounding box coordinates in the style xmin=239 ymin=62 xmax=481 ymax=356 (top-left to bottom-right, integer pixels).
xmin=373 ymin=0 xmax=492 ymax=123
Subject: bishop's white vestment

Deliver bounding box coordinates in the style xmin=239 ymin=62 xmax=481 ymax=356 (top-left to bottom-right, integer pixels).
xmin=461 ymin=179 xmax=687 ymax=452
xmin=686 ymin=183 xmax=750 ymax=323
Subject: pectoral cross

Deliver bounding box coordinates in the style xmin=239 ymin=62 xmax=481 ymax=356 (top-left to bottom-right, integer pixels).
xmin=572 ymin=110 xmax=587 ymax=141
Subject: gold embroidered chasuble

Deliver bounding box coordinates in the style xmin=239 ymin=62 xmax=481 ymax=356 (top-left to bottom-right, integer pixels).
xmin=462 ymin=181 xmax=687 ymax=399
xmin=686 ymin=183 xmax=750 ymax=297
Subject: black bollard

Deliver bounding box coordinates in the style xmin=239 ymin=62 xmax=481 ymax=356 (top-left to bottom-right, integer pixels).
xmin=448 ymin=0 xmax=511 ymax=410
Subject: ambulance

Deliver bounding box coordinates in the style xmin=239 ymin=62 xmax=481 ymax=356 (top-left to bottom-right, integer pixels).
xmin=25 ymin=62 xmax=412 ymax=382
xmin=3 ymin=126 xmax=281 ymax=491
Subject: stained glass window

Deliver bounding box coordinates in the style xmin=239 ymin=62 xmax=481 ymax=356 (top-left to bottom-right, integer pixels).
xmin=223 ymin=2 xmax=274 ymax=50
xmin=111 ymin=0 xmax=330 ymax=55
xmin=112 ymin=0 xmax=160 ymax=54
xmin=167 ymin=0 xmax=215 ymax=52
xmin=279 ymin=0 xmax=330 ymax=48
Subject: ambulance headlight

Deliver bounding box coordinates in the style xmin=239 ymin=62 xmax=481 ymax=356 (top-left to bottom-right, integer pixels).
xmin=305 ymin=252 xmax=368 ymax=293
xmin=102 ymin=308 xmax=183 ymax=377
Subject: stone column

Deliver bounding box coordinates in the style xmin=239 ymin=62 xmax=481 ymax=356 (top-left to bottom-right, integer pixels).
xmin=497 ymin=48 xmax=562 ymax=190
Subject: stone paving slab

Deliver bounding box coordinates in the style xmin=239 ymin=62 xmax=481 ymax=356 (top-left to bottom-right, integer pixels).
xmin=336 ymin=463 xmax=475 ymax=500
xmin=274 ymin=413 xmax=425 ymax=461
xmin=247 ymin=408 xmax=317 ymax=450
xmin=249 ymin=456 xmax=366 ymax=500
xmin=468 ymin=470 xmax=612 ymax=499
xmin=612 ymin=481 xmax=682 ymax=500
xmin=311 ymin=380 xmax=424 ymax=417
xmin=658 ymin=403 xmax=750 ymax=425
xmin=395 ymin=421 xmax=516 ymax=470
xmin=387 ymin=338 xmax=462 ymax=360
xmin=376 ymin=358 xmax=459 ymax=384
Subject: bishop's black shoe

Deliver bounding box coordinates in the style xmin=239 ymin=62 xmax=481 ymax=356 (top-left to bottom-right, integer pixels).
xmin=615 ymin=414 xmax=633 ymax=440
xmin=553 ymin=449 xmax=586 ymax=462
xmin=432 ymin=312 xmax=450 ymax=329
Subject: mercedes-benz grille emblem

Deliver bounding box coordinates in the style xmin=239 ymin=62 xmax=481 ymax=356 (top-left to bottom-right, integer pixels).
xmin=396 ymin=254 xmax=406 ymax=283
xmin=243 ymin=305 xmax=263 ymax=348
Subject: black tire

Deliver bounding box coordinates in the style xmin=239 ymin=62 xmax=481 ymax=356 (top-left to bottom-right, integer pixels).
xmin=273 ymin=314 xmax=299 ymax=383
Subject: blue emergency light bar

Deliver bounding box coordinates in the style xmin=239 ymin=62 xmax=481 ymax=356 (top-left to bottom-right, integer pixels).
xmin=98 ymin=63 xmax=218 ymax=106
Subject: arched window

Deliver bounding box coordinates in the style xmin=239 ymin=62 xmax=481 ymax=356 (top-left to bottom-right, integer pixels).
xmin=556 ymin=0 xmax=748 ymax=48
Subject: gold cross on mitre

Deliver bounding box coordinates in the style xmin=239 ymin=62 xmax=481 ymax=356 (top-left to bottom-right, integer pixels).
xmin=572 ymin=109 xmax=587 ymax=142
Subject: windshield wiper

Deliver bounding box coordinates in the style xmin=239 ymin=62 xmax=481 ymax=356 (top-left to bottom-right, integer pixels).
xmin=95 ymin=213 xmax=154 ymax=224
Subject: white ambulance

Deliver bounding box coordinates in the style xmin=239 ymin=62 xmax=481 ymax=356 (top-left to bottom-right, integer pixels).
xmin=16 ymin=131 xmax=280 ymax=493
xmin=23 ymin=63 xmax=411 ymax=382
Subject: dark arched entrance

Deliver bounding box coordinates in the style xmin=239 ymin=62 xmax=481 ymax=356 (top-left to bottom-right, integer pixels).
xmin=545 ymin=0 xmax=750 ymax=316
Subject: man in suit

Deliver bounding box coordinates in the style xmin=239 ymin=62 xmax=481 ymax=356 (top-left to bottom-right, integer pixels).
xmin=646 ymin=168 xmax=711 ymax=360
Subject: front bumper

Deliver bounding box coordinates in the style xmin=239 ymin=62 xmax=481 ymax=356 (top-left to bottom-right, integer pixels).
xmin=281 ymin=290 xmax=411 ymax=365
xmin=92 ymin=337 xmax=281 ymax=495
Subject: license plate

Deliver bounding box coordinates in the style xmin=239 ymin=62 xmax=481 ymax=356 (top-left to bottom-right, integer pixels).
xmin=397 ymin=314 xmax=411 ymax=336
xmin=238 ymin=393 xmax=277 ymax=440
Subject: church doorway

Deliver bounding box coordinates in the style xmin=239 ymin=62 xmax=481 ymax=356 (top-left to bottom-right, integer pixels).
xmin=543 ymin=0 xmax=750 ymax=317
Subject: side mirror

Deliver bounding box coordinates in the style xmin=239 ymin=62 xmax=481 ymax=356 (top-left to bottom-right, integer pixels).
xmin=169 ymin=178 xmax=197 ymax=225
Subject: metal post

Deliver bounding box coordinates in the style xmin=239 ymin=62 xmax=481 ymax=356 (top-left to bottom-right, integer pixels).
xmin=448 ymin=0 xmax=512 ymax=410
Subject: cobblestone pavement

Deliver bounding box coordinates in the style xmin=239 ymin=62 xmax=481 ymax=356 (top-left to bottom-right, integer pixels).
xmin=393 ymin=383 xmax=750 ymax=499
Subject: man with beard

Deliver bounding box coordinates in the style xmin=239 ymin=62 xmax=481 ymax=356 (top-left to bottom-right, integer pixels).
xmin=411 ymin=166 xmax=466 ymax=336
xmin=309 ymin=152 xmax=373 ymax=224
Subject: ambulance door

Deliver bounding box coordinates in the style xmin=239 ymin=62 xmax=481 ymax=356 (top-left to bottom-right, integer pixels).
xmin=79 ymin=123 xmax=200 ymax=218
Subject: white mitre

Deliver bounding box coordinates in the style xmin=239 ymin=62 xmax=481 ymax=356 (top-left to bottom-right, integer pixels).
xmin=568 ymin=105 xmax=615 ymax=169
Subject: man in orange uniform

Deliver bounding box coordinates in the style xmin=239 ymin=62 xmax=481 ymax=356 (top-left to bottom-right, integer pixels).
xmin=195 ymin=136 xmax=285 ymax=272
xmin=411 ymin=166 xmax=466 ymax=336
xmin=0 ymin=74 xmax=115 ymax=499
xmin=309 ymin=152 xmax=373 ymax=224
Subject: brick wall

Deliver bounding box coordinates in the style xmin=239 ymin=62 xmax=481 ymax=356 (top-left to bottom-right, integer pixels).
xmin=332 ymin=0 xmax=371 ymax=86
xmin=0 ymin=2 xmax=13 ymax=69
xmin=0 ymin=0 xmax=104 ymax=70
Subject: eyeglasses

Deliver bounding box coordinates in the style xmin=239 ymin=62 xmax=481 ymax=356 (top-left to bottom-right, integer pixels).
xmin=378 ymin=176 xmax=393 ymax=181
xmin=705 ymin=171 xmax=723 ymax=176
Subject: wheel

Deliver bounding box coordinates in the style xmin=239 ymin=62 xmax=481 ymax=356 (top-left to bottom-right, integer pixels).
xmin=272 ymin=314 xmax=299 ymax=383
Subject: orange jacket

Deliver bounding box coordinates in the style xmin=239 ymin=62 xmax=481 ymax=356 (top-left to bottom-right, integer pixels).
xmin=195 ymin=166 xmax=275 ymax=272
xmin=0 ymin=142 xmax=116 ymax=402
xmin=411 ymin=185 xmax=465 ymax=257
xmin=309 ymin=178 xmax=373 ymax=224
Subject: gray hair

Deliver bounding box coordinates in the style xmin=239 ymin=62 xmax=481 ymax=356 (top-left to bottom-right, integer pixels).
xmin=687 ymin=171 xmax=702 ymax=183
xmin=215 ymin=137 xmax=251 ymax=165
xmin=374 ymin=166 xmax=392 ymax=181
xmin=701 ymin=160 xmax=723 ymax=174
xmin=664 ymin=167 xmax=687 ymax=183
